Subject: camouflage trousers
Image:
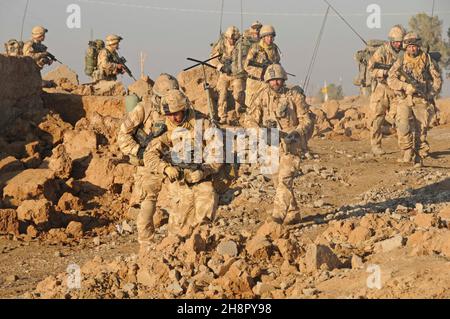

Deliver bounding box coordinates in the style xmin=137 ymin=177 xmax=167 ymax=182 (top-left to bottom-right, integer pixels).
xmin=166 ymin=179 xmax=218 ymax=238
xmin=395 ymin=96 xmax=433 ymax=158
xmin=131 ymin=167 xmax=163 ymax=245
xmin=245 ymin=77 xmax=264 ymax=108
xmin=270 ymin=141 xmax=302 ymax=223
xmin=368 ymin=81 xmax=397 ymax=148
xmin=216 ymin=74 xmax=245 ymax=121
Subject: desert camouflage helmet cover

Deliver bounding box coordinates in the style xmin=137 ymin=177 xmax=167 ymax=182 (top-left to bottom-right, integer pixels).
xmin=403 ymin=32 xmax=422 ymax=47
xmin=105 ymin=34 xmax=122 ymax=46
xmin=153 ymin=73 xmax=180 ymax=97
xmin=224 ymin=26 xmax=240 ymax=40
xmin=251 ymin=21 xmax=263 ymax=30
xmin=259 ymin=25 xmax=276 ymax=38
xmin=264 ymin=63 xmax=287 ymax=82
xmin=160 ymin=89 xmax=189 ymax=114
xmin=388 ymin=25 xmax=406 ymax=42
xmin=32 ymin=26 xmax=48 ymax=37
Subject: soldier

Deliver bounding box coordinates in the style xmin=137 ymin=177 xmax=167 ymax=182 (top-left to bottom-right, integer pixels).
xmin=367 ymin=25 xmax=406 ymax=155
xmin=243 ymin=21 xmax=262 ymax=43
xmin=118 ymin=74 xmax=180 ymax=249
xmin=142 ymin=89 xmax=222 ymax=243
xmin=93 ymin=34 xmax=124 ymax=81
xmin=244 ymin=64 xmax=314 ymax=225
xmin=23 ymin=26 xmax=53 ymax=69
xmin=244 ymin=24 xmax=281 ymax=108
xmin=387 ymin=32 xmax=442 ymax=167
xmin=210 ymin=26 xmax=246 ymax=124
xmin=4 ymin=39 xmax=23 ymax=57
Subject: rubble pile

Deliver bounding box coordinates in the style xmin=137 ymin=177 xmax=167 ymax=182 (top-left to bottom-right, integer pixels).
xmin=1 ymin=60 xmax=450 ymax=299
xmin=30 ymin=201 xmax=450 ymax=299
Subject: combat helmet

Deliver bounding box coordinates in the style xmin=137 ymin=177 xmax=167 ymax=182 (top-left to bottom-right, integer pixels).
xmin=264 ymin=63 xmax=287 ymax=82
xmin=31 ymin=26 xmax=48 ymax=39
xmin=105 ymin=34 xmax=122 ymax=46
xmin=259 ymin=25 xmax=276 ymax=38
xmin=388 ymin=25 xmax=406 ymax=42
xmin=160 ymin=89 xmax=189 ymax=115
xmin=403 ymin=32 xmax=422 ymax=48
xmin=224 ymin=26 xmax=240 ymax=40
xmin=153 ymin=73 xmax=180 ymax=97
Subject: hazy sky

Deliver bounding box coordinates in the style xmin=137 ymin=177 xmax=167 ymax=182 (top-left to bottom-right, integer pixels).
xmin=1 ymin=0 xmax=449 ymax=96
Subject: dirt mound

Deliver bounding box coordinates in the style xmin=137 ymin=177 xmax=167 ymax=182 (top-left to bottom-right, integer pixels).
xmin=311 ymin=96 xmax=371 ymax=140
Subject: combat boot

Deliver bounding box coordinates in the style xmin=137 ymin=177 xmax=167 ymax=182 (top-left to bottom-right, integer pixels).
xmin=371 ymin=145 xmax=386 ymax=156
xmin=397 ymin=149 xmax=413 ymax=163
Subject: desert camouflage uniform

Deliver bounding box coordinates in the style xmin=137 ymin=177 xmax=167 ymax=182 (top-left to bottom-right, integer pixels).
xmin=23 ymin=40 xmax=50 ymax=69
xmin=119 ymin=74 xmax=179 ymax=245
xmin=143 ymin=107 xmax=222 ymax=238
xmin=244 ymin=68 xmax=313 ymax=224
xmin=95 ymin=48 xmax=122 ymax=81
xmin=244 ymin=40 xmax=281 ymax=107
xmin=387 ymin=44 xmax=442 ymax=164
xmin=367 ymin=42 xmax=401 ymax=151
xmin=210 ymin=26 xmax=246 ymax=123
xmin=4 ymin=39 xmax=22 ymax=57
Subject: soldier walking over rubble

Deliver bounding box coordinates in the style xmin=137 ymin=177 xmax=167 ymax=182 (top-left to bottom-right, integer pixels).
xmin=367 ymin=25 xmax=406 ymax=155
xmin=387 ymin=32 xmax=442 ymax=167
xmin=244 ymin=64 xmax=314 ymax=225
xmin=244 ymin=25 xmax=281 ymax=108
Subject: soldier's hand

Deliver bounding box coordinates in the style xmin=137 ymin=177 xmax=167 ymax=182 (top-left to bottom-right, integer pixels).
xmin=405 ymin=84 xmax=416 ymax=95
xmin=164 ymin=166 xmax=179 ymax=181
xmin=116 ymin=64 xmax=124 ymax=74
xmin=184 ymin=170 xmax=204 ymax=184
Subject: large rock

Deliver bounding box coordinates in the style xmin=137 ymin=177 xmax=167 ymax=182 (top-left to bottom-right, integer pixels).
xmin=127 ymin=77 xmax=153 ymax=99
xmin=321 ymin=100 xmax=340 ymax=120
xmin=41 ymin=144 xmax=73 ymax=179
xmin=3 ymin=169 xmax=60 ymax=206
xmin=84 ymin=155 xmax=115 ymax=189
xmin=42 ymin=94 xmax=125 ymax=126
xmin=0 ymin=156 xmax=23 ymax=174
xmin=92 ymin=80 xmax=126 ymax=96
xmin=16 ymin=199 xmax=53 ymax=225
xmin=57 ymin=192 xmax=83 ymax=211
xmin=63 ymin=129 xmax=97 ymax=160
xmin=0 ymin=209 xmax=19 ymax=235
xmin=304 ymin=244 xmax=342 ymax=272
xmin=374 ymin=235 xmax=405 ymax=253
xmin=42 ymin=65 xmax=79 ymax=86
xmin=246 ymin=236 xmax=273 ymax=259
xmin=38 ymin=112 xmax=73 ymax=145
xmin=177 ymin=67 xmax=219 ymax=115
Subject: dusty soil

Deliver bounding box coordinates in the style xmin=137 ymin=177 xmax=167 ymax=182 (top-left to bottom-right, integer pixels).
xmin=1 ymin=123 xmax=449 ymax=299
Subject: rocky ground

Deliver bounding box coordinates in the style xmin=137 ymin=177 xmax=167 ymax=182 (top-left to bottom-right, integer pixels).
xmin=0 ymin=57 xmax=449 ymax=299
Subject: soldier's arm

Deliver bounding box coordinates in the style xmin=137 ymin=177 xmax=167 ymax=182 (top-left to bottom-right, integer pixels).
xmin=23 ymin=42 xmax=48 ymax=67
xmin=117 ymin=102 xmax=146 ymax=156
xmin=368 ymin=46 xmax=387 ymax=79
xmin=387 ymin=58 xmax=408 ymax=92
xmin=243 ymin=89 xmax=264 ymax=128
xmin=273 ymin=44 xmax=281 ymax=64
xmin=210 ymin=43 xmax=222 ymax=70
xmin=244 ymin=45 xmax=263 ymax=79
xmin=429 ymin=55 xmax=442 ymax=96
xmin=292 ymin=91 xmax=314 ymax=135
xmin=97 ymin=50 xmax=120 ymax=74
xmin=142 ymin=133 xmax=171 ymax=173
